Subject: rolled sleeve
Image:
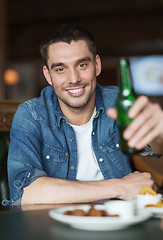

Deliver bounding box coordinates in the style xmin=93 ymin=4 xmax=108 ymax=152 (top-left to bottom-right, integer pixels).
xmin=13 ymin=168 xmax=47 ymax=190
xmin=3 ymin=169 xmax=47 ymax=206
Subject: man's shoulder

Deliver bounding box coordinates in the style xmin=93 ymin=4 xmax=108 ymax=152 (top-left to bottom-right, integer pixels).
xmin=15 ymin=86 xmax=56 ymax=120
xmin=20 ymin=86 xmax=54 ymax=108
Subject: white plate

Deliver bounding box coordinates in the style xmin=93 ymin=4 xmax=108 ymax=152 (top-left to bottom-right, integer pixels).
xmin=49 ymin=204 xmax=152 ymax=231
xmin=144 ymin=206 xmax=163 ymax=218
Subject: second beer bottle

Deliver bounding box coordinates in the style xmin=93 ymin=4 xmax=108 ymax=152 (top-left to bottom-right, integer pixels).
xmin=116 ymin=57 xmax=140 ymax=155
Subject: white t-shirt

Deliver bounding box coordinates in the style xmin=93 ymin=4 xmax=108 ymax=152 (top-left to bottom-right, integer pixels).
xmin=70 ymin=109 xmax=104 ymax=181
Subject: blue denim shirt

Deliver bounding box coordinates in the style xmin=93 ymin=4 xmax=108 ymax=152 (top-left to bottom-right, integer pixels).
xmin=3 ymin=84 xmax=154 ymax=206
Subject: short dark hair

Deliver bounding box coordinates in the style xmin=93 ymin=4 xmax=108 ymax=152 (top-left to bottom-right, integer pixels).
xmin=40 ymin=24 xmax=97 ymax=67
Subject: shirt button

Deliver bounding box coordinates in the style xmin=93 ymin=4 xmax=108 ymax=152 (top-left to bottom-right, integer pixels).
xmin=70 ymin=166 xmax=75 ymax=170
xmin=70 ymin=138 xmax=74 ymax=141
xmin=27 ymin=173 xmax=31 ymax=178
xmin=116 ymin=144 xmax=119 ymax=148
xmin=99 ymin=158 xmax=104 ymax=162
xmin=92 ymin=132 xmax=95 ymax=135
xmin=46 ymin=155 xmax=50 ymax=159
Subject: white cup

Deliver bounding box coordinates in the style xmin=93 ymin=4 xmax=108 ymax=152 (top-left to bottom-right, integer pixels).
xmin=137 ymin=193 xmax=162 ymax=209
xmin=104 ymin=200 xmax=136 ymax=220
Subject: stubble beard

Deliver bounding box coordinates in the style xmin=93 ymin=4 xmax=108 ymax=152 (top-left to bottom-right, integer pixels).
xmin=57 ymin=88 xmax=95 ymax=109
xmin=53 ymin=81 xmax=96 ymax=110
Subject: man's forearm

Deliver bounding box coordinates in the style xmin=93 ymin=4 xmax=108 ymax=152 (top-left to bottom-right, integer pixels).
xmin=21 ymin=176 xmax=120 ymax=205
xmin=21 ymin=171 xmax=154 ymax=205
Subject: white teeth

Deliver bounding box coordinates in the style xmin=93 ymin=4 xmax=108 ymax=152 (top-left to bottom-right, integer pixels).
xmin=68 ymin=88 xmax=82 ymax=93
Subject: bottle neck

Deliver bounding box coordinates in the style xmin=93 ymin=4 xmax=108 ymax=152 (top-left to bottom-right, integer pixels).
xmin=118 ymin=58 xmax=133 ymax=96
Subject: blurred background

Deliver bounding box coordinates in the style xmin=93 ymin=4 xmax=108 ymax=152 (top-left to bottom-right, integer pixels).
xmin=0 ymin=0 xmax=163 ymax=202
xmin=0 ymin=0 xmax=163 ymax=103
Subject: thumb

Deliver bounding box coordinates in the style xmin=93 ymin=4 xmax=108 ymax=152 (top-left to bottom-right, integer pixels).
xmin=107 ymin=108 xmax=117 ymax=120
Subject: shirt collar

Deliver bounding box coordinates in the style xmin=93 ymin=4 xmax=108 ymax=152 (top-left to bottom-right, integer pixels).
xmin=95 ymin=83 xmax=105 ymax=117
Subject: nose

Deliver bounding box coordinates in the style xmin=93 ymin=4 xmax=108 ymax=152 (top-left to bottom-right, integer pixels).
xmin=68 ymin=68 xmax=80 ymax=84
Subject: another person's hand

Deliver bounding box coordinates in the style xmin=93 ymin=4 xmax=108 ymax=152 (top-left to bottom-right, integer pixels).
xmin=118 ymin=171 xmax=154 ymax=200
xmin=107 ymin=95 xmax=163 ymax=154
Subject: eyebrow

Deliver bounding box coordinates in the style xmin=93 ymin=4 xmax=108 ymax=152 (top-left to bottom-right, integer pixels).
xmin=50 ymin=57 xmax=91 ymax=70
xmin=76 ymin=57 xmax=91 ymax=65
xmin=50 ymin=62 xmax=64 ymax=70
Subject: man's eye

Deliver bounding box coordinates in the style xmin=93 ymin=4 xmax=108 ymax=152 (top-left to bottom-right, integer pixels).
xmin=79 ymin=63 xmax=87 ymax=68
xmin=56 ymin=67 xmax=64 ymax=72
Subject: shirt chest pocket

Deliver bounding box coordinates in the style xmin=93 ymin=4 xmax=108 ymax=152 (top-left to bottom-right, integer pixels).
xmin=100 ymin=132 xmax=129 ymax=171
xmin=42 ymin=144 xmax=69 ymax=178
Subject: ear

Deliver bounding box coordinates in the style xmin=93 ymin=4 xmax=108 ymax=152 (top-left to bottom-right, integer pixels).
xmin=43 ymin=65 xmax=52 ymax=85
xmin=95 ymin=54 xmax=101 ymax=77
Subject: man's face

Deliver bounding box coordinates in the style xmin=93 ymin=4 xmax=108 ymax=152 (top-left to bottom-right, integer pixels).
xmin=43 ymin=40 xmax=101 ymax=111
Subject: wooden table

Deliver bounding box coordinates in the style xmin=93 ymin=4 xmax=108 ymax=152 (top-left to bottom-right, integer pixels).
xmin=0 ymin=204 xmax=163 ymax=240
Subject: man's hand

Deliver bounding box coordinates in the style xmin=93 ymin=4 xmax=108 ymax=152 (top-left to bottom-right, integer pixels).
xmin=118 ymin=171 xmax=154 ymax=200
xmin=107 ymin=95 xmax=163 ymax=154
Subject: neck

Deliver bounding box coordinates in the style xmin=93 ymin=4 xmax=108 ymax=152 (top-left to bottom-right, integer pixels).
xmin=59 ymin=97 xmax=95 ymax=126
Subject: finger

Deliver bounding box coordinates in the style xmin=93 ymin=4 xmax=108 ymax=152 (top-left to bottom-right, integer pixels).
xmin=127 ymin=105 xmax=163 ymax=149
xmin=107 ymin=108 xmax=117 ymax=120
xmin=133 ymin=171 xmax=140 ymax=174
xmin=130 ymin=121 xmax=163 ymax=149
xmin=128 ymin=95 xmax=149 ymax=118
xmin=124 ymin=102 xmax=161 ymax=141
xmin=127 ymin=115 xmax=160 ymax=148
xmin=141 ymin=172 xmax=153 ymax=181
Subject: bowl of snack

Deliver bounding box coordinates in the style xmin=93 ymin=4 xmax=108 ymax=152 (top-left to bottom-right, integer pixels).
xmin=137 ymin=186 xmax=162 ymax=209
xmin=104 ymin=200 xmax=136 ymax=220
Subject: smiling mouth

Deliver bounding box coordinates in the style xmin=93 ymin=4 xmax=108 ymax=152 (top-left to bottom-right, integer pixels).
xmin=68 ymin=88 xmax=83 ymax=93
xmin=67 ymin=87 xmax=85 ymax=96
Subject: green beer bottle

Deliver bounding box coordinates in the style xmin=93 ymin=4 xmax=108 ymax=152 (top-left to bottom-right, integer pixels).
xmin=116 ymin=57 xmax=139 ymax=155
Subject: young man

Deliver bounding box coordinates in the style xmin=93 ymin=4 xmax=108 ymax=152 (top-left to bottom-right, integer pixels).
xmin=5 ymin=24 xmax=163 ymax=206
